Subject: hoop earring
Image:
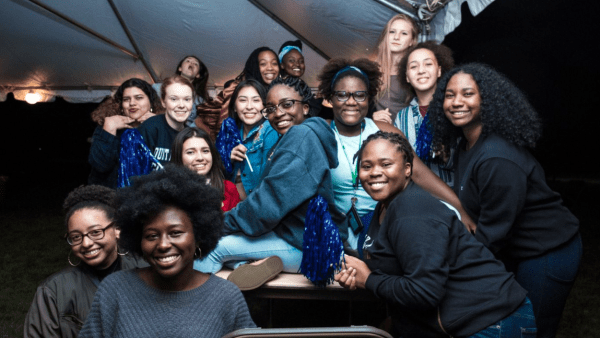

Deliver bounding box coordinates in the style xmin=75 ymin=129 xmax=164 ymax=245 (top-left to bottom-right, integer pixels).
xmin=117 ymin=245 xmax=129 ymax=256
xmin=194 ymin=246 xmax=202 ymax=258
xmin=68 ymin=250 xmax=81 ymax=267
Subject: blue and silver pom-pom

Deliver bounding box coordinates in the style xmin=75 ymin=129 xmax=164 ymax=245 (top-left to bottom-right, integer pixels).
xmin=215 ymin=117 xmax=242 ymax=176
xmin=300 ymin=195 xmax=344 ymax=287
xmin=118 ymin=129 xmax=162 ymax=188
xmin=415 ymin=113 xmax=433 ymax=162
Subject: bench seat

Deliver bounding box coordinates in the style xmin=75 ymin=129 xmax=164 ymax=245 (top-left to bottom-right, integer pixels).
xmin=215 ymin=269 xmax=378 ymax=302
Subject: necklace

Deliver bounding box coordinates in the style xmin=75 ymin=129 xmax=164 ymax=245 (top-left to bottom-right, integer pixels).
xmin=331 ymin=120 xmax=365 ymax=186
xmin=267 ymin=136 xmax=282 ymax=162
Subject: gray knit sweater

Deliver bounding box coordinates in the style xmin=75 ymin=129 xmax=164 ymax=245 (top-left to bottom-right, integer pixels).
xmin=78 ymin=270 xmax=255 ymax=337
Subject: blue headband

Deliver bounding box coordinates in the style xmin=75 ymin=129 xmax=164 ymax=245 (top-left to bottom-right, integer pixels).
xmin=331 ymin=66 xmax=369 ymax=90
xmin=278 ymin=46 xmax=302 ymax=63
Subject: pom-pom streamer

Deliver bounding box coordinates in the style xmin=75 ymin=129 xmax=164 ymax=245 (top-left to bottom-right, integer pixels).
xmin=118 ymin=129 xmax=163 ymax=188
xmin=415 ymin=113 xmax=433 ymax=162
xmin=300 ymin=195 xmax=344 ymax=287
xmin=216 ymin=117 xmax=242 ymax=176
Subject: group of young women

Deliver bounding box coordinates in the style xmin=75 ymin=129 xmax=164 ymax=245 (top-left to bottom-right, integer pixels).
xmin=26 ymin=14 xmax=580 ymax=338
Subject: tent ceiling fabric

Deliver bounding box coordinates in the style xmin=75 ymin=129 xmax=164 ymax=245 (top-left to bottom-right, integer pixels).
xmin=1 ymin=0 xmax=493 ymax=103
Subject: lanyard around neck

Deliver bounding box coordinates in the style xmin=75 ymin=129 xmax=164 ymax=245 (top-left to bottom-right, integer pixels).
xmin=330 ymin=120 xmax=365 ymax=186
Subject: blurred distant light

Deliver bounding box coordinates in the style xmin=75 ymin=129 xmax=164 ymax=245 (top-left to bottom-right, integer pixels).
xmin=25 ymin=91 xmax=42 ymax=104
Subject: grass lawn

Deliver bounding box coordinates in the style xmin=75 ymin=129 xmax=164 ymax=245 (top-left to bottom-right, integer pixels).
xmin=1 ymin=176 xmax=598 ymax=337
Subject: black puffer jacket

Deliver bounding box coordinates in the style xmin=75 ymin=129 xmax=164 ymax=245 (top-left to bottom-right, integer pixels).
xmin=24 ymin=254 xmax=147 ymax=338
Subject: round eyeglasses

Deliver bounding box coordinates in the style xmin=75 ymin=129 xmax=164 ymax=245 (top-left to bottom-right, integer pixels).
xmin=65 ymin=222 xmax=115 ymax=246
xmin=333 ymin=91 xmax=368 ymax=102
xmin=261 ymin=99 xmax=303 ymax=116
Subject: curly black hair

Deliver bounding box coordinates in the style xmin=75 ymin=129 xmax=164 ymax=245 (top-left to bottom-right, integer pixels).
xmin=429 ymin=63 xmax=542 ymax=156
xmin=116 ymin=164 xmax=224 ymax=257
xmin=236 ymin=47 xmax=280 ymax=88
xmin=267 ymin=76 xmax=314 ymax=116
xmin=63 ymin=185 xmax=117 ymax=229
xmin=398 ymin=41 xmax=455 ymax=104
xmin=317 ymin=58 xmax=382 ymax=101
xmin=353 ymin=131 xmax=414 ymax=188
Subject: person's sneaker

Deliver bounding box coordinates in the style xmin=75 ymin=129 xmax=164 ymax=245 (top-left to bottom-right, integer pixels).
xmin=227 ymin=256 xmax=284 ymax=291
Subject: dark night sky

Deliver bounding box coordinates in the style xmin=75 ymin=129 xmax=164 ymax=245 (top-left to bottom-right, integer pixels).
xmin=0 ymin=0 xmax=598 ymax=205
xmin=442 ymin=0 xmax=600 ymax=179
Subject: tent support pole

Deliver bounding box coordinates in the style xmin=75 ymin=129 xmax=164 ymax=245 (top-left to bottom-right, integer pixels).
xmin=247 ymin=0 xmax=330 ymax=60
xmin=8 ymin=86 xmax=117 ymax=91
xmin=106 ymin=0 xmax=159 ymax=83
xmin=371 ymin=0 xmax=419 ymax=20
xmin=27 ymin=0 xmax=139 ymax=59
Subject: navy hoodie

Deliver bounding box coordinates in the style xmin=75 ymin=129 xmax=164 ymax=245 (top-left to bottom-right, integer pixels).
xmin=224 ymin=117 xmax=347 ymax=249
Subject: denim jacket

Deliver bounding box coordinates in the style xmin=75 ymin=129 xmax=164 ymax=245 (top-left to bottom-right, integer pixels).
xmin=228 ymin=120 xmax=279 ymax=194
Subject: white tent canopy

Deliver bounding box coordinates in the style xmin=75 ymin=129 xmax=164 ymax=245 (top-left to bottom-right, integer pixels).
xmin=0 ymin=0 xmax=493 ymax=103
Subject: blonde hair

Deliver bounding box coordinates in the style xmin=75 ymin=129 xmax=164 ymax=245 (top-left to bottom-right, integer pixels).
xmin=375 ymin=14 xmax=419 ymax=101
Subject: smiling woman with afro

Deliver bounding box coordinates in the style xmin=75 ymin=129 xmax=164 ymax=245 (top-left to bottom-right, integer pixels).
xmin=78 ymin=164 xmax=255 ymax=338
xmin=116 ymin=164 xmax=224 ymax=257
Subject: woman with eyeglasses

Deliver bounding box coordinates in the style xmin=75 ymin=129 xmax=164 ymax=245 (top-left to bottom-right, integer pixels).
xmin=78 ymin=166 xmax=255 ymax=338
xmin=317 ymin=58 xmax=476 ymax=252
xmin=195 ymin=76 xmax=346 ymax=290
xmin=24 ymin=185 xmax=146 ymax=338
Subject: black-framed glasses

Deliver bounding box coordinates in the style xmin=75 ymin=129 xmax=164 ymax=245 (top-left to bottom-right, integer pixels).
xmin=333 ymin=91 xmax=368 ymax=102
xmin=261 ymin=99 xmax=303 ymax=115
xmin=65 ymin=222 xmax=115 ymax=246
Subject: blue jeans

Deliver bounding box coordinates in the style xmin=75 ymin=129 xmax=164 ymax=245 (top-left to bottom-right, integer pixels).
xmin=504 ymin=233 xmax=582 ymax=338
xmin=193 ymin=231 xmax=303 ymax=273
xmin=468 ymin=298 xmax=537 ymax=338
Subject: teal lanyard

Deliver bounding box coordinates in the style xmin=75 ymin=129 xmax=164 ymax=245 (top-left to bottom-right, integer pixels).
xmin=331 ymin=120 xmax=364 ymax=186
